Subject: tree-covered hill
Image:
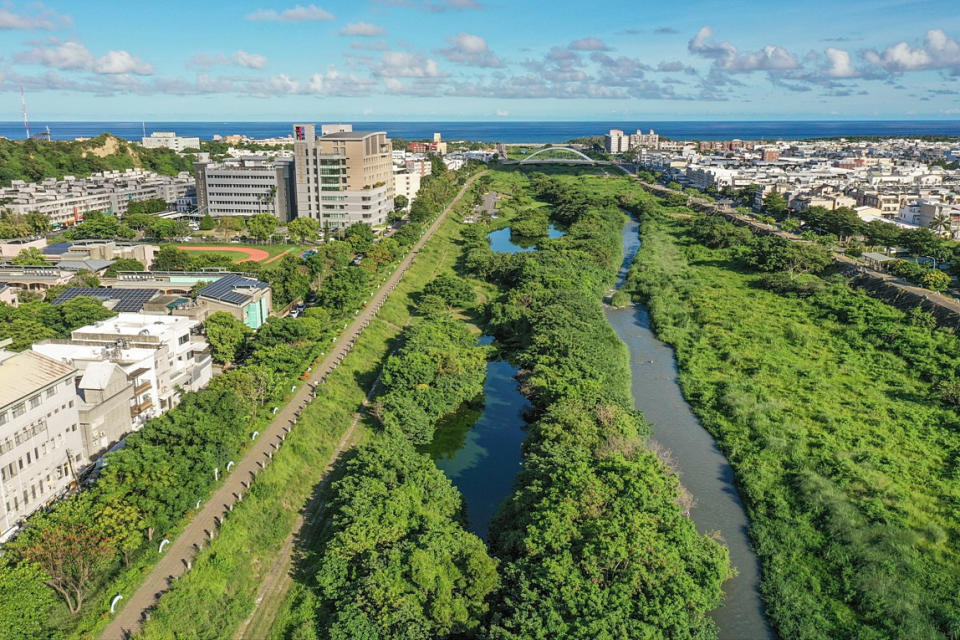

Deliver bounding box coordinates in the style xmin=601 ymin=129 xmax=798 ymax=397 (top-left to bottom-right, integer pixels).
xmin=0 ymin=134 xmax=193 ymax=186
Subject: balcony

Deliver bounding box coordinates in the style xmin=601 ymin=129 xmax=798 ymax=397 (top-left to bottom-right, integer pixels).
xmin=130 ymin=399 xmax=153 ymax=416
xmin=134 ymin=381 xmax=151 ymax=396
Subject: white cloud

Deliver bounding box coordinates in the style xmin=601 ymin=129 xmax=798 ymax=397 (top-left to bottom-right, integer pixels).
xmin=0 ymin=5 xmax=72 ymax=30
xmin=374 ymin=51 xmax=444 ymax=77
xmin=822 ymin=47 xmax=859 ymax=78
xmin=495 ymin=108 xmax=509 ymax=116
xmin=189 ymin=50 xmax=267 ymax=70
xmin=688 ymin=26 xmax=799 ymax=72
xmin=340 ymin=22 xmax=386 ymax=37
xmin=16 ymin=41 xmax=154 ymax=75
xmin=568 ymin=37 xmax=610 ymax=52
xmin=245 ymin=4 xmax=334 ymax=22
xmin=436 ymin=33 xmax=503 ymax=67
xmin=864 ymin=29 xmax=960 ymax=73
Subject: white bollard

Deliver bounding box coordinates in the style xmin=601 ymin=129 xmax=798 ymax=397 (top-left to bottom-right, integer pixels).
xmin=110 ymin=594 xmax=123 ymax=614
xmin=158 ymin=538 xmax=170 ymax=554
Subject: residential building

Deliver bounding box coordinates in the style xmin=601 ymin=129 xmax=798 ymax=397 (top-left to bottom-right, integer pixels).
xmin=393 ymin=169 xmax=421 ymax=210
xmin=42 ymin=240 xmax=157 ymax=270
xmin=141 ymin=131 xmax=201 ymax=152
xmin=0 ymin=237 xmax=46 ymax=260
xmin=0 ymin=348 xmax=85 ymax=541
xmin=67 ymin=314 xmax=212 ymax=414
xmin=629 ymin=129 xmax=660 ymax=150
xmin=293 ymin=123 xmax=395 ymax=229
xmin=193 ymin=157 xmax=296 ymax=221
xmin=605 ymin=129 xmax=630 ymax=154
xmin=0 ymin=169 xmax=193 ymax=227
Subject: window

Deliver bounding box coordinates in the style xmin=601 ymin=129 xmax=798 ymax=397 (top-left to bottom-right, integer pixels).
xmin=29 ymin=395 xmax=40 ymax=409
xmin=46 ymin=386 xmax=56 ymax=397
xmin=0 ymin=411 xmax=6 ymax=426
xmin=12 ymin=403 xmax=25 ymax=418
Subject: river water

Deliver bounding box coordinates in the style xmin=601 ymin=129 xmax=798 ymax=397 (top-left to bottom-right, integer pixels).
xmin=423 ymin=338 xmax=530 ymax=541
xmin=486 ymin=224 xmax=563 ymax=253
xmin=605 ymin=214 xmax=773 ymax=639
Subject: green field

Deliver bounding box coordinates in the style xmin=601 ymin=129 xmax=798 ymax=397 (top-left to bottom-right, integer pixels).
xmin=627 ymin=198 xmax=960 ymax=638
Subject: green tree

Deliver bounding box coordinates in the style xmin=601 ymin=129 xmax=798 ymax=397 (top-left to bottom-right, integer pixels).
xmin=199 ymin=214 xmax=216 ymax=231
xmin=11 ymin=246 xmax=47 ymax=265
xmin=247 ymin=213 xmax=278 ymax=242
xmin=393 ymin=194 xmax=409 ymax=211
xmin=204 ymin=311 xmax=250 ymax=364
xmin=24 ymin=211 xmax=50 ymax=234
xmin=928 ymin=212 xmax=952 ymax=237
xmin=58 ymin=296 xmax=115 ymax=329
xmin=287 ymin=217 xmax=320 ymax=243
xmin=921 ymin=269 xmax=951 ymax=292
xmin=103 ymin=258 xmax=145 ymax=277
xmin=153 ymin=244 xmax=192 ymax=271
xmin=0 ymin=559 xmax=56 ymax=640
xmin=763 ymin=191 xmax=789 ymax=219
xmin=422 ymin=273 xmax=476 ymax=307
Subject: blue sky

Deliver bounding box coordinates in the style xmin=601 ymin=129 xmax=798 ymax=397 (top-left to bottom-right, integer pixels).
xmin=0 ymin=0 xmax=959 ymax=120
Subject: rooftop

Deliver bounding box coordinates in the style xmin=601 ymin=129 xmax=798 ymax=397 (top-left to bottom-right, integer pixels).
xmin=198 ymin=273 xmax=269 ymax=306
xmin=72 ymin=312 xmax=198 ymax=339
xmin=0 ymin=350 xmax=76 ymax=410
xmin=53 ymin=288 xmax=159 ymax=312
xmin=320 ymin=131 xmax=384 ymax=141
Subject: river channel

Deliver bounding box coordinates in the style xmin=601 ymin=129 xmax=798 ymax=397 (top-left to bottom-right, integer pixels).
xmin=605 ymin=213 xmax=773 ymax=639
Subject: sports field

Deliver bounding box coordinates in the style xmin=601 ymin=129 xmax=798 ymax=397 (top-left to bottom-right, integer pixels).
xmin=174 ymin=244 xmax=303 ymax=264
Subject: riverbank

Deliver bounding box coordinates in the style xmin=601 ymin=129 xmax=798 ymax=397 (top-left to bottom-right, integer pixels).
xmin=626 ymin=194 xmax=960 ymax=638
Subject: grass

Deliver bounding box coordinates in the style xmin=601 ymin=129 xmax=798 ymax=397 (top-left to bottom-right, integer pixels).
xmin=177 ymin=248 xmax=260 ymax=262
xmin=134 ymin=185 xmax=476 ymax=640
xmin=628 ymin=204 xmax=960 ymax=638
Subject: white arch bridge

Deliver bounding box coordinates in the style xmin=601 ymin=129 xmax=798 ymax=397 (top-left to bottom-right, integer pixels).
xmin=503 ymin=146 xmax=611 ymax=166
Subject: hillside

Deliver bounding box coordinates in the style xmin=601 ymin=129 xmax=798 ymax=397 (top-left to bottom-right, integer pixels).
xmin=0 ymin=134 xmax=193 ymax=186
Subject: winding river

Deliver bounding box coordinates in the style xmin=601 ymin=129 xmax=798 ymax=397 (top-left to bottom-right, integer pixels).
xmin=605 ymin=214 xmax=774 ymax=639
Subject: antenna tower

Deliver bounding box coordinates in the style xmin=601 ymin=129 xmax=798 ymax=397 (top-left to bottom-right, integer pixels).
xmin=20 ymin=86 xmax=30 ymax=139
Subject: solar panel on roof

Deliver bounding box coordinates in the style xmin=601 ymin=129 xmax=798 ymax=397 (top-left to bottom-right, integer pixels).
xmin=52 ymin=288 xmax=158 ymax=312
xmin=197 ymin=273 xmax=268 ymax=305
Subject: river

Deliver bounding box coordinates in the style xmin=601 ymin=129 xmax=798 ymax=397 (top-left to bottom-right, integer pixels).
xmin=605 ymin=213 xmax=773 ymax=639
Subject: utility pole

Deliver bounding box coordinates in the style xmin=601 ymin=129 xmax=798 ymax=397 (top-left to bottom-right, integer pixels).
xmin=20 ymin=86 xmax=30 ymax=139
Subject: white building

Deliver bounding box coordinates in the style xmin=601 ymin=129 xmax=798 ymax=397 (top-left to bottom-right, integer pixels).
xmin=0 ymin=169 xmax=194 ymax=227
xmin=605 ymin=129 xmax=630 ymax=154
xmin=67 ymin=314 xmax=212 ymax=415
xmin=0 ymin=348 xmax=86 ymax=541
xmin=193 ymin=157 xmax=296 ymax=221
xmin=142 ymin=131 xmax=201 ymax=153
xmin=393 ymin=170 xmax=422 ymax=210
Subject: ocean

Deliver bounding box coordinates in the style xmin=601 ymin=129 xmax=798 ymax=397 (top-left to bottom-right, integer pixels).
xmin=0 ymin=120 xmax=957 ymax=143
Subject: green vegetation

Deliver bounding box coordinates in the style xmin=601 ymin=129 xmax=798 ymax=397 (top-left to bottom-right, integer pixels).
xmin=0 ymin=211 xmax=49 ymax=238
xmin=103 ymin=258 xmax=145 ymax=277
xmin=133 ymin=170 xmax=483 ymax=640
xmin=464 ymin=170 xmax=731 ymax=638
xmin=9 ymin=246 xmax=47 ymax=265
xmin=0 ymin=134 xmax=192 ymax=186
xmin=0 ymin=297 xmax=116 ymax=350
xmin=626 ymin=192 xmax=960 ymax=638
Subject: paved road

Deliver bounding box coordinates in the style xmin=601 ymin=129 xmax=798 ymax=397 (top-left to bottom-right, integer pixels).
xmin=101 ymin=171 xmax=486 ymax=640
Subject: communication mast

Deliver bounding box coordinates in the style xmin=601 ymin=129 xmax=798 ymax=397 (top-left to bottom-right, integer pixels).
xmin=20 ymin=85 xmax=30 ymax=139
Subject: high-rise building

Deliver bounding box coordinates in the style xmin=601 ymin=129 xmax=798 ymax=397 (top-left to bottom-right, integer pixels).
xmin=605 ymin=129 xmax=630 ymax=154
xmin=293 ymin=123 xmax=395 ymax=229
xmin=193 ymin=157 xmax=296 ymax=221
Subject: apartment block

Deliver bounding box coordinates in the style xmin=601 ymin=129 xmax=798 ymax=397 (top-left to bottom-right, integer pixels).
xmin=293 ymin=123 xmax=395 ymax=229
xmin=393 ymin=169 xmax=421 ymax=210
xmin=0 ymin=348 xmax=86 ymax=541
xmin=194 ymin=157 xmax=296 ymax=221
xmin=605 ymin=129 xmax=630 ymax=154
xmin=0 ymin=169 xmax=193 ymax=227
xmin=67 ymin=314 xmax=212 ymax=414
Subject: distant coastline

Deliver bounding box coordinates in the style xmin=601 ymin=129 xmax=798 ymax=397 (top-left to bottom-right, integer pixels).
xmin=0 ymin=120 xmax=957 ymax=143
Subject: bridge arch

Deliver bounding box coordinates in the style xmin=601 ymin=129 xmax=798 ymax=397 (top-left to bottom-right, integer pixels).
xmin=518 ymin=146 xmax=597 ymax=165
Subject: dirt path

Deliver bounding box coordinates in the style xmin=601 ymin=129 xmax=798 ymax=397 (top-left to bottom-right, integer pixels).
xmin=233 ymin=175 xmax=481 ymax=640
xmin=262 ymin=248 xmax=293 ymax=265
xmin=101 ymin=171 xmax=484 ymax=640
xmin=179 ymin=245 xmax=270 ymax=262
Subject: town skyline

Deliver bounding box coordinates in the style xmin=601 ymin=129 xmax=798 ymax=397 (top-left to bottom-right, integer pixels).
xmin=0 ymin=0 xmax=958 ymax=121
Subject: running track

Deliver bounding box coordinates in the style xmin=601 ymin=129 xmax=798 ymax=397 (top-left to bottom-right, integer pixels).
xmin=178 ymin=245 xmax=270 ymax=262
